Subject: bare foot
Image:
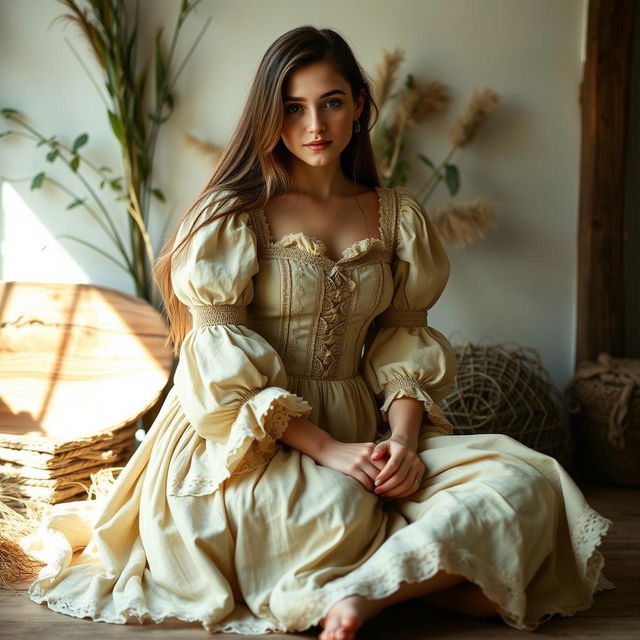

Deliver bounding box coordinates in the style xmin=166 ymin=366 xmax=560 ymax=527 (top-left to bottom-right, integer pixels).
xmin=318 ymin=595 xmax=381 ymax=640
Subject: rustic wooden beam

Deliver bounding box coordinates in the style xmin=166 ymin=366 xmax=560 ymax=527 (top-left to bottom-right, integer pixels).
xmin=576 ymin=0 xmax=635 ymax=364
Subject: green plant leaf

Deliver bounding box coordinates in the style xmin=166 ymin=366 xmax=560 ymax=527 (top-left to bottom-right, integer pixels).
xmin=444 ymin=163 xmax=460 ymax=196
xmin=395 ymin=158 xmax=410 ymax=186
xmin=66 ymin=198 xmax=85 ymax=210
xmin=135 ymin=64 xmax=148 ymax=101
xmin=30 ymin=172 xmax=45 ymax=190
xmin=72 ymin=133 xmax=89 ymax=153
xmin=417 ymin=153 xmax=436 ymax=170
xmin=127 ymin=94 xmax=136 ymax=123
xmin=154 ymin=27 xmax=167 ymax=102
xmin=151 ymin=188 xmax=166 ymax=202
xmin=126 ymin=25 xmax=138 ymax=69
xmin=148 ymin=111 xmax=171 ymax=125
xmin=70 ymin=155 xmax=80 ymax=172
xmin=36 ymin=136 xmax=56 ymax=148
xmin=46 ymin=149 xmax=59 ymax=162
xmin=0 ymin=131 xmax=11 ymax=138
xmin=99 ymin=165 xmax=113 ymax=173
xmin=105 ymin=55 xmax=118 ymax=94
xmin=108 ymin=110 xmax=126 ymax=146
xmin=1 ymin=108 xmax=19 ymax=117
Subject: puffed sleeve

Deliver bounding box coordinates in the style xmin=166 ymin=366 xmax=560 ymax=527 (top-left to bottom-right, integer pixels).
xmin=362 ymin=187 xmax=458 ymax=435
xmin=167 ymin=199 xmax=313 ymax=497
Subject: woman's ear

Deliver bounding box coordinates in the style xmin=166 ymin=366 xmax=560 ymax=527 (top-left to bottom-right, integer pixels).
xmin=354 ymin=89 xmax=366 ymax=120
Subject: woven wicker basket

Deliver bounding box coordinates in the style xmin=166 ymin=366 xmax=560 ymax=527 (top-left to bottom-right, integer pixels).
xmin=441 ymin=341 xmax=573 ymax=467
xmin=563 ymin=353 xmax=640 ymax=487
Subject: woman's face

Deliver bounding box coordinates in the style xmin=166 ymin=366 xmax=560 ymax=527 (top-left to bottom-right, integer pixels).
xmin=280 ymin=61 xmax=364 ymax=168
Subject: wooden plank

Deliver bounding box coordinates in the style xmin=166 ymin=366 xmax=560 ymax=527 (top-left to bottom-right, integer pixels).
xmin=0 ymin=281 xmax=173 ymax=440
xmin=576 ymin=0 xmax=636 ymax=362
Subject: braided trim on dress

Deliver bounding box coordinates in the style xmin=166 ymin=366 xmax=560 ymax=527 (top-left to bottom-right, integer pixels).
xmin=190 ymin=304 xmax=247 ymax=328
xmin=376 ymin=308 xmax=428 ymax=327
xmin=312 ymin=268 xmax=358 ymax=379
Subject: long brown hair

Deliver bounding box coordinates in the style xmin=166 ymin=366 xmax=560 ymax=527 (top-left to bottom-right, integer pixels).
xmin=153 ymin=25 xmax=382 ymax=356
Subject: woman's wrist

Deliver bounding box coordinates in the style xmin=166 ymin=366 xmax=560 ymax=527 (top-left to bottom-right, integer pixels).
xmin=388 ymin=428 xmax=419 ymax=452
xmin=387 ymin=396 xmax=424 ymax=451
xmin=280 ymin=414 xmax=335 ymax=462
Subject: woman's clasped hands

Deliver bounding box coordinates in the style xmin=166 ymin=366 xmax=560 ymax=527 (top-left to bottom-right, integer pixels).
xmin=316 ymin=436 xmax=426 ymax=499
xmin=370 ymin=437 xmax=426 ymax=498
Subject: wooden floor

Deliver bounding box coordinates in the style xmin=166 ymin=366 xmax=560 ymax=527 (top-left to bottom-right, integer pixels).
xmin=1 ymin=483 xmax=638 ymax=639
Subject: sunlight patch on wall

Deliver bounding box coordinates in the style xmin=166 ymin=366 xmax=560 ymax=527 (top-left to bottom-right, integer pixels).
xmin=1 ymin=182 xmax=89 ymax=282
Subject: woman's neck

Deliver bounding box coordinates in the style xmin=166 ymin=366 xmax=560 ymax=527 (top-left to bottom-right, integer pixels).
xmin=288 ymin=159 xmax=356 ymax=201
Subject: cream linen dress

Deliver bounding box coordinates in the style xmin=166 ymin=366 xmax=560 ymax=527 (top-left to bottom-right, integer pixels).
xmin=24 ymin=185 xmax=613 ymax=634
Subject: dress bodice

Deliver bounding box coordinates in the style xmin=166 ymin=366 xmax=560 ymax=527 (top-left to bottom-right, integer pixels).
xmin=169 ymin=183 xmax=456 ymax=476
xmin=246 ymin=185 xmax=398 ymax=381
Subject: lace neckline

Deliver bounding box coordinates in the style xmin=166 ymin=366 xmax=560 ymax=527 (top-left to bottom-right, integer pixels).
xmin=255 ymin=186 xmax=388 ymax=265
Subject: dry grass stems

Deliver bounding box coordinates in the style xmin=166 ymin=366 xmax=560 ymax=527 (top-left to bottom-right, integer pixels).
xmin=0 ymin=467 xmax=122 ymax=589
xmin=371 ymin=47 xmax=501 ymax=247
xmin=430 ymin=199 xmax=498 ymax=247
xmin=0 ymin=491 xmax=50 ymax=588
xmin=449 ymin=88 xmax=501 ymax=148
xmin=183 ymin=133 xmax=224 ymax=167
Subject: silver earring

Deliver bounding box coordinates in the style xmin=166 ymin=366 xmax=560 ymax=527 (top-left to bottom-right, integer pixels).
xmin=353 ymin=119 xmax=361 ymax=134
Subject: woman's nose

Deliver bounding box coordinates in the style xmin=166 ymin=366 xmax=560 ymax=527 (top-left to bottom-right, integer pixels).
xmin=307 ymin=109 xmax=325 ymax=133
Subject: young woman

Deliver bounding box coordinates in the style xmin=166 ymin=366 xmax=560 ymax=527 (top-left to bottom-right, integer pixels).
xmin=20 ymin=25 xmax=612 ymax=640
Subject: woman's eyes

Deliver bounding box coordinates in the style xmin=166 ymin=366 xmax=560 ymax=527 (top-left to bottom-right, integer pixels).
xmin=285 ymin=98 xmax=342 ymax=114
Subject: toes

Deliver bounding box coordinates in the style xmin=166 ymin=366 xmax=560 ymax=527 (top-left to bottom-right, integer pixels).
xmin=319 ymin=615 xmax=340 ymax=640
xmin=319 ymin=602 xmax=363 ymax=640
xmin=334 ymin=628 xmax=348 ymax=640
xmin=341 ymin=612 xmax=360 ymax=631
xmin=334 ymin=614 xmax=359 ymax=640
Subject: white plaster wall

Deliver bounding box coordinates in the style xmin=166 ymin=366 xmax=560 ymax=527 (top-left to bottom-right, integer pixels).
xmin=0 ymin=0 xmax=587 ymax=389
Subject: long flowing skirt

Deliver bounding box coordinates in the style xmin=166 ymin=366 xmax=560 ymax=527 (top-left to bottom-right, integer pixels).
xmin=23 ymin=386 xmax=612 ymax=634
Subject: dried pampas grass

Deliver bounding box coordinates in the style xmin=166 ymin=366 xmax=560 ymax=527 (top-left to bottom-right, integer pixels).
xmin=373 ymin=48 xmax=406 ymax=110
xmin=406 ymin=80 xmax=448 ymax=125
xmin=183 ymin=133 xmax=224 ymax=166
xmin=449 ymin=88 xmax=501 ymax=148
xmin=430 ymin=200 xmax=497 ymax=247
xmin=371 ymin=46 xmax=500 ymax=247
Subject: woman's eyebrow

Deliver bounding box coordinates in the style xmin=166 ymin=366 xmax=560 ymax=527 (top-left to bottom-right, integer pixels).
xmin=283 ymin=89 xmax=346 ymax=102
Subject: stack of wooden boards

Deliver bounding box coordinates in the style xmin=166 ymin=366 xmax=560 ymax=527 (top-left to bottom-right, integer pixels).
xmin=0 ymin=281 xmax=174 ymax=506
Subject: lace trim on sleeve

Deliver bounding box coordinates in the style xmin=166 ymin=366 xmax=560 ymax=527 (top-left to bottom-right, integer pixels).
xmin=380 ymin=375 xmax=453 ymax=434
xmin=169 ymin=390 xmax=312 ymax=497
xmin=231 ymin=400 xmax=304 ymax=475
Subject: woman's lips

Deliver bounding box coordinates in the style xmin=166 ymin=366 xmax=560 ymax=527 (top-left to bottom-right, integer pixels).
xmin=305 ymin=141 xmax=332 ymax=150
